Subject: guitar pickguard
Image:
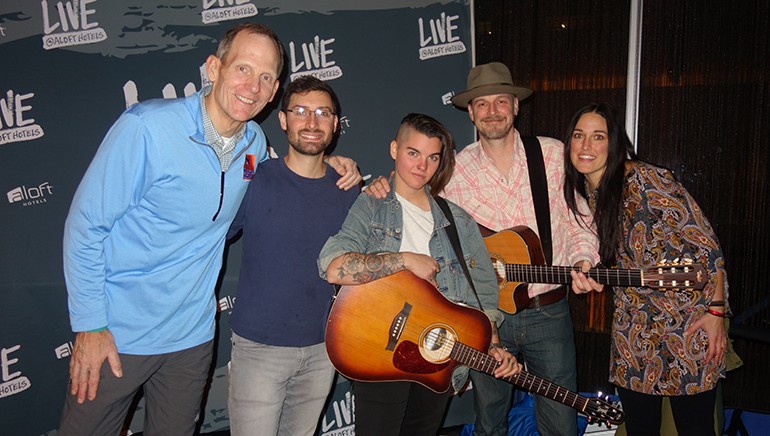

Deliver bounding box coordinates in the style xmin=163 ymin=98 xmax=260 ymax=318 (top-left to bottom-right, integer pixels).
xmin=393 ymin=340 xmax=450 ymax=374
xmin=392 ymin=324 xmax=456 ymax=374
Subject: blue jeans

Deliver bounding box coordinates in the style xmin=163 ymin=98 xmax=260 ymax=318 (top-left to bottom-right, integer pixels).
xmin=470 ymin=297 xmax=578 ymax=436
xmin=228 ymin=332 xmax=335 ymax=436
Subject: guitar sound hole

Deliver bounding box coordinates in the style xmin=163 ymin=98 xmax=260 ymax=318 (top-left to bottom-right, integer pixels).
xmin=490 ymin=256 xmax=506 ymax=285
xmin=424 ymin=327 xmax=448 ymax=351
xmin=419 ymin=325 xmax=455 ymax=363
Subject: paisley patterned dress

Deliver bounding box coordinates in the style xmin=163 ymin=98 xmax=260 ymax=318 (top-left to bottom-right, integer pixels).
xmin=608 ymin=162 xmax=727 ymax=396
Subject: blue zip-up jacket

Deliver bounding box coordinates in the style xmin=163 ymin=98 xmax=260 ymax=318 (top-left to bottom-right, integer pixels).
xmin=63 ymin=90 xmax=268 ymax=355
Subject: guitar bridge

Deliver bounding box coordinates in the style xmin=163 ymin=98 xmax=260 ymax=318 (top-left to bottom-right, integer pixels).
xmin=387 ymin=303 xmax=412 ymax=351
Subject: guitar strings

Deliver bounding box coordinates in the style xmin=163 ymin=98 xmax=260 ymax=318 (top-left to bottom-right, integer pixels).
xmin=393 ymin=323 xmax=572 ymax=394
xmin=339 ymin=309 xmax=622 ymax=425
xmin=499 ymin=263 xmax=642 ymax=286
xmin=451 ymin=341 xmax=615 ymax=419
xmin=498 ymin=263 xmax=701 ymax=288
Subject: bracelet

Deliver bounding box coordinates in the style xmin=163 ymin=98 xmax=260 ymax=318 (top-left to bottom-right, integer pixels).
xmin=488 ymin=342 xmax=508 ymax=352
xmin=706 ymin=308 xmax=726 ymax=318
xmin=708 ymin=300 xmax=726 ymax=307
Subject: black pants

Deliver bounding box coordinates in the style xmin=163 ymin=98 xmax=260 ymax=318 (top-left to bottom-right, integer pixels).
xmin=352 ymin=380 xmax=451 ymax=436
xmin=617 ymin=386 xmax=718 ymax=436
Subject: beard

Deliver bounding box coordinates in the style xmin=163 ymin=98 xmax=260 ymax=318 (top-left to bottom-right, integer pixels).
xmin=476 ymin=116 xmax=514 ymax=141
xmin=287 ymin=129 xmax=330 ymax=156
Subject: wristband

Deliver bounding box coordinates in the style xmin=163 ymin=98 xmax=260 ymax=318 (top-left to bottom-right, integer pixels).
xmin=87 ymin=327 xmax=108 ymax=333
xmin=706 ymin=308 xmax=726 ymax=318
xmin=708 ymin=300 xmax=725 ymax=307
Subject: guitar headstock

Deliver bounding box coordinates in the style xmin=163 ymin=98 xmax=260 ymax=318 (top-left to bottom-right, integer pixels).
xmin=642 ymin=259 xmax=708 ymax=291
xmin=584 ymin=393 xmax=624 ymax=427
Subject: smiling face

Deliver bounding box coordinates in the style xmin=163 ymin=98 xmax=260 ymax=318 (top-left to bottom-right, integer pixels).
xmin=569 ymin=111 xmax=609 ymax=189
xmin=390 ymin=127 xmax=442 ymax=198
xmin=279 ymin=90 xmax=338 ymax=156
xmin=204 ymin=30 xmax=281 ymax=137
xmin=468 ymin=93 xmax=519 ymax=141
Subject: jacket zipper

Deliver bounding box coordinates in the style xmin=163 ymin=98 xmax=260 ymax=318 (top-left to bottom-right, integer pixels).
xmin=198 ymin=134 xmax=256 ymax=222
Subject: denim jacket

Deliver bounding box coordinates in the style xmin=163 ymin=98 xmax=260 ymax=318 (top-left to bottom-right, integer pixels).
xmin=318 ymin=182 xmax=502 ymax=390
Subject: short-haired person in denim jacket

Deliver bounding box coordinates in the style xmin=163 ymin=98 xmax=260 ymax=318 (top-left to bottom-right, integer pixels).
xmin=318 ymin=113 xmax=523 ymax=436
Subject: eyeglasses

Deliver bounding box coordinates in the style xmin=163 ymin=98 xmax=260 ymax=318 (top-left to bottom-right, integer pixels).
xmin=285 ymin=106 xmax=336 ymax=120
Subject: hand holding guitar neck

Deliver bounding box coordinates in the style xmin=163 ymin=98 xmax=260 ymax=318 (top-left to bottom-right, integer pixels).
xmin=483 ymin=226 xmax=707 ymax=314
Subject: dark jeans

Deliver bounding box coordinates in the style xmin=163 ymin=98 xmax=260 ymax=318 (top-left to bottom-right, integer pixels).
xmin=471 ymin=297 xmax=578 ymax=436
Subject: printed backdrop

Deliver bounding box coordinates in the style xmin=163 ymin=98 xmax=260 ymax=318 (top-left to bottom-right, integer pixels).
xmin=0 ymin=1 xmax=476 ymax=434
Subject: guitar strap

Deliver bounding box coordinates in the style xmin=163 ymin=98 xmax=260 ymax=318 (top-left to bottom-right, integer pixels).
xmin=434 ymin=196 xmax=486 ymax=312
xmin=521 ymin=135 xmax=553 ymax=265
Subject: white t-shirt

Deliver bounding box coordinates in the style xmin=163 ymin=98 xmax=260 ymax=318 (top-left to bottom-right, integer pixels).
xmin=395 ymin=192 xmax=434 ymax=256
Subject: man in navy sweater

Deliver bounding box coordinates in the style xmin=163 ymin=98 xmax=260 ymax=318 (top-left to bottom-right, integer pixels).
xmin=226 ymin=76 xmax=359 ymax=436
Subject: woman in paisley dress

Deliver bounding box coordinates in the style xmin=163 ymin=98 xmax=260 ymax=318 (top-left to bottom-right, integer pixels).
xmin=562 ymin=103 xmax=729 ymax=435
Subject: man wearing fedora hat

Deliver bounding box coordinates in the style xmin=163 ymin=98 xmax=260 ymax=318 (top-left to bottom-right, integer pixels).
xmin=444 ymin=62 xmax=602 ymax=436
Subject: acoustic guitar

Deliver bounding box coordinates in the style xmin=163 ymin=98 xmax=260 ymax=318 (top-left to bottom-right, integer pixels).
xmin=482 ymin=226 xmax=708 ymax=314
xmin=325 ymin=270 xmax=625 ymax=426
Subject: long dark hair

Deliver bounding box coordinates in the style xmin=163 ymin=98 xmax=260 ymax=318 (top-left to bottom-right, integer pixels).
xmin=563 ymin=103 xmax=638 ymax=265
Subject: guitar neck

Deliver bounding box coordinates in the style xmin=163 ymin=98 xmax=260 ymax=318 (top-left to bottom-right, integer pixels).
xmin=503 ymin=264 xmax=642 ymax=287
xmin=451 ymin=342 xmax=589 ymax=411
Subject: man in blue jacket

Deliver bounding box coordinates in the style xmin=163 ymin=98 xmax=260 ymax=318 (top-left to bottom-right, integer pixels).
xmin=59 ymin=23 xmax=359 ymax=435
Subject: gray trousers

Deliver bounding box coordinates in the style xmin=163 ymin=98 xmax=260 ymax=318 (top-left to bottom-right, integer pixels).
xmin=58 ymin=340 xmax=213 ymax=436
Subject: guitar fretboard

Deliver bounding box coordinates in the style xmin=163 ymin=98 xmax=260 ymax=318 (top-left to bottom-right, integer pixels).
xmin=500 ymin=264 xmax=642 ymax=287
xmin=449 ymin=341 xmax=589 ymax=411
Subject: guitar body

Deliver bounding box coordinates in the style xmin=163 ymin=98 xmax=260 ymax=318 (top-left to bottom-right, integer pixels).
xmin=325 ymin=270 xmax=492 ymax=393
xmin=483 ymin=226 xmax=545 ymax=314
xmin=325 ymin=269 xmax=627 ymax=426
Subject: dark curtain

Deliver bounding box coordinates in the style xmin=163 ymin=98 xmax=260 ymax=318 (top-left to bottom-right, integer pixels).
xmin=638 ymin=0 xmax=770 ymax=412
xmin=475 ymin=0 xmax=770 ymax=411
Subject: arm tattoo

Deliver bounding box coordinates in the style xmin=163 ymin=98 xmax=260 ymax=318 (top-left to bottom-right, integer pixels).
xmin=336 ymin=252 xmax=405 ymax=284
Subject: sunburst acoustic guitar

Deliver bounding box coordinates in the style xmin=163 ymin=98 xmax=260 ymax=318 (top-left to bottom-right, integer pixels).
xmin=324 ymin=270 xmax=625 ymax=426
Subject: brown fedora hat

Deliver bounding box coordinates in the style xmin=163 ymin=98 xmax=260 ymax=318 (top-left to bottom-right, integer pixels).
xmin=451 ymin=62 xmax=533 ymax=108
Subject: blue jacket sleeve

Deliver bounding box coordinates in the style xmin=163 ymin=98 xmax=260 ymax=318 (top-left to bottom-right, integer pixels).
xmin=62 ymin=112 xmax=154 ymax=332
